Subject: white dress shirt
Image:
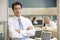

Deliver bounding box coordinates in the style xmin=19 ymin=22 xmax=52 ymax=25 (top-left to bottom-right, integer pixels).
xmin=8 ymin=16 xmax=35 ymax=39
xmin=45 ymin=21 xmax=57 ymax=30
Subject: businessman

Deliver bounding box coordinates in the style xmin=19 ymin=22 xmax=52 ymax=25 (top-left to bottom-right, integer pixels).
xmin=8 ymin=2 xmax=35 ymax=40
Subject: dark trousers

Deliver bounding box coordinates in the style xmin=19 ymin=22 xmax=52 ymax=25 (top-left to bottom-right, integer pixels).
xmin=9 ymin=38 xmax=20 ymax=40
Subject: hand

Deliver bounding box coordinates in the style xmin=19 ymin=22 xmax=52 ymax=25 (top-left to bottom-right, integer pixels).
xmin=26 ymin=26 xmax=32 ymax=30
xmin=42 ymin=27 xmax=47 ymax=30
xmin=15 ymin=30 xmax=20 ymax=33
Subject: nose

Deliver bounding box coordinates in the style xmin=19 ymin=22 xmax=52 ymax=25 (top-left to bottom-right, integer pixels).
xmin=17 ymin=9 xmax=19 ymax=11
xmin=17 ymin=9 xmax=20 ymax=13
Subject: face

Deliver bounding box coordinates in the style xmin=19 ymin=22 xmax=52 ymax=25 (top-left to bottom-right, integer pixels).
xmin=44 ymin=18 xmax=50 ymax=24
xmin=13 ymin=5 xmax=22 ymax=17
xmin=35 ymin=18 xmax=38 ymax=21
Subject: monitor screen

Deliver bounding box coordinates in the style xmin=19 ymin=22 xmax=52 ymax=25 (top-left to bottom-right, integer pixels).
xmin=37 ymin=19 xmax=44 ymax=27
xmin=37 ymin=20 xmax=43 ymax=25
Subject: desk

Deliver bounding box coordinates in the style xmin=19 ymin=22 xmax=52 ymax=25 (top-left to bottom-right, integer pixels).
xmin=34 ymin=26 xmax=57 ymax=38
xmin=30 ymin=37 xmax=57 ymax=40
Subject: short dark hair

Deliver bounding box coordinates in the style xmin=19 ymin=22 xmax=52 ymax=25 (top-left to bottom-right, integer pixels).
xmin=12 ymin=2 xmax=22 ymax=10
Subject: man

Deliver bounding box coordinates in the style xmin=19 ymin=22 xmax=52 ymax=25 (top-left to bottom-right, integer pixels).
xmin=43 ymin=17 xmax=57 ymax=31
xmin=8 ymin=2 xmax=35 ymax=40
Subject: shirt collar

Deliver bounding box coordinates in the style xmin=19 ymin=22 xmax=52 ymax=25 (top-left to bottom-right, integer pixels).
xmin=14 ymin=16 xmax=23 ymax=20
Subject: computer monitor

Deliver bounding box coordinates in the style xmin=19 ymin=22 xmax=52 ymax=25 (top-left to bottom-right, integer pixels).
xmin=37 ymin=19 xmax=44 ymax=27
xmin=35 ymin=31 xmax=42 ymax=38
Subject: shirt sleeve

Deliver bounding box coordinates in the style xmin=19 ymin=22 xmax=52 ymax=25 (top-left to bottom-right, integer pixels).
xmin=20 ymin=18 xmax=35 ymax=37
xmin=46 ymin=21 xmax=57 ymax=30
xmin=8 ymin=19 xmax=20 ymax=38
xmin=51 ymin=22 xmax=57 ymax=29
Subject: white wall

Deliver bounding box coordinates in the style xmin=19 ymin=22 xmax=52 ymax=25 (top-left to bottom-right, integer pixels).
xmin=0 ymin=0 xmax=7 ymax=33
xmin=0 ymin=0 xmax=7 ymax=21
xmin=8 ymin=7 xmax=58 ymax=16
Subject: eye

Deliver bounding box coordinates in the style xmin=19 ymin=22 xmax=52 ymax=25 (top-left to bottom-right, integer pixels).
xmin=14 ymin=8 xmax=17 ymax=10
xmin=19 ymin=8 xmax=21 ymax=9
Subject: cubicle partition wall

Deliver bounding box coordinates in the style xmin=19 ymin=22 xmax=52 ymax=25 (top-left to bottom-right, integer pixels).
xmin=0 ymin=0 xmax=8 ymax=40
